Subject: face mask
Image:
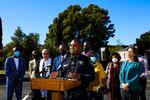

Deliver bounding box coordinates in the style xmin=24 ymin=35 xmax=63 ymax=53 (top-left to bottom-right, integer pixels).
xmin=90 ymin=57 xmax=97 ymax=63
xmin=112 ymin=58 xmax=118 ymax=63
xmin=14 ymin=51 xmax=20 ymax=58
xmin=60 ymin=50 xmax=66 ymax=56
xmin=33 ymin=55 xmax=39 ymax=59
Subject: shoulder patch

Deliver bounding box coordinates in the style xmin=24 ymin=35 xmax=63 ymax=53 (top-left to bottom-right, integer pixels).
xmin=79 ymin=60 xmax=84 ymax=65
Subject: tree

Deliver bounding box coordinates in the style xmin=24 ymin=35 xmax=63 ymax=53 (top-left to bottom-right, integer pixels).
xmin=0 ymin=17 xmax=3 ymax=49
xmin=11 ymin=27 xmax=26 ymax=50
xmin=136 ymin=31 xmax=150 ymax=55
xmin=23 ymin=32 xmax=41 ymax=61
xmin=11 ymin=27 xmax=40 ymax=52
xmin=45 ymin=4 xmax=115 ymax=52
xmin=3 ymin=27 xmax=40 ymax=70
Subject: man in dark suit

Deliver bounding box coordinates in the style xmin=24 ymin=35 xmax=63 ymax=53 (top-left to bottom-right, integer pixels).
xmin=4 ymin=47 xmax=26 ymax=100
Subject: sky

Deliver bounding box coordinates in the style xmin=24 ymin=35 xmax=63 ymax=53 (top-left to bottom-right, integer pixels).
xmin=0 ymin=0 xmax=150 ymax=46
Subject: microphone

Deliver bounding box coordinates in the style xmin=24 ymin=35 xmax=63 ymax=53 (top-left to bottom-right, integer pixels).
xmin=39 ymin=66 xmax=51 ymax=78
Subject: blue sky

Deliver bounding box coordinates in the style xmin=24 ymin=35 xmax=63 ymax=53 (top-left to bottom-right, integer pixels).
xmin=0 ymin=0 xmax=150 ymax=46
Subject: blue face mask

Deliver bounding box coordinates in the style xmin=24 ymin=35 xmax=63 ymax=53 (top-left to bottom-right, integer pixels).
xmin=90 ymin=56 xmax=97 ymax=63
xmin=14 ymin=51 xmax=20 ymax=58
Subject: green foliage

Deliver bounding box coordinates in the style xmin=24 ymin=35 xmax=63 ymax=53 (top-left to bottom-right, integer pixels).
xmin=109 ymin=45 xmax=123 ymax=53
xmin=0 ymin=50 xmax=4 ymax=69
xmin=11 ymin=27 xmax=26 ymax=50
xmin=22 ymin=32 xmax=40 ymax=61
xmin=3 ymin=27 xmax=41 ymax=69
xmin=136 ymin=31 xmax=150 ymax=55
xmin=3 ymin=43 xmax=14 ymax=57
xmin=45 ymin=4 xmax=115 ymax=51
xmin=0 ymin=43 xmax=13 ymax=69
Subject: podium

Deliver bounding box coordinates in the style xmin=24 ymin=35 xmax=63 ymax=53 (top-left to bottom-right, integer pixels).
xmin=31 ymin=78 xmax=81 ymax=100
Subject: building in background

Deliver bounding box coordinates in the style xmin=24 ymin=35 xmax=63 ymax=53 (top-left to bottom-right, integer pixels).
xmin=118 ymin=47 xmax=129 ymax=62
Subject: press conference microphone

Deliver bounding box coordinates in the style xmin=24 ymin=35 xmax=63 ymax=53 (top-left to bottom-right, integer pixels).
xmin=39 ymin=66 xmax=51 ymax=78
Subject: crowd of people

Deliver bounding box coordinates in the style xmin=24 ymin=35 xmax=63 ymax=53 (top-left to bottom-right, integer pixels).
xmin=4 ymin=39 xmax=148 ymax=100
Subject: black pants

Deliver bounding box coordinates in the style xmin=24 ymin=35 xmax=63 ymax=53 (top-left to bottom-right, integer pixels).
xmin=121 ymin=90 xmax=140 ymax=100
xmin=88 ymin=91 xmax=103 ymax=100
xmin=32 ymin=90 xmax=51 ymax=100
xmin=32 ymin=89 xmax=41 ymax=100
xmin=139 ymin=77 xmax=147 ymax=100
xmin=64 ymin=89 xmax=89 ymax=100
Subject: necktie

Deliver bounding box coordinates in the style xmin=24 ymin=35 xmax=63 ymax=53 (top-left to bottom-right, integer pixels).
xmin=61 ymin=56 xmax=65 ymax=63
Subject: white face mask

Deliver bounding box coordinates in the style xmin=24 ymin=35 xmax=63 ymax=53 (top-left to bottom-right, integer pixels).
xmin=112 ymin=58 xmax=118 ymax=63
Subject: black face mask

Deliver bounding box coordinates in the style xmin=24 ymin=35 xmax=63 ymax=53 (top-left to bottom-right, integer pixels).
xmin=33 ymin=55 xmax=39 ymax=59
xmin=60 ymin=50 xmax=66 ymax=56
xmin=83 ymin=48 xmax=90 ymax=53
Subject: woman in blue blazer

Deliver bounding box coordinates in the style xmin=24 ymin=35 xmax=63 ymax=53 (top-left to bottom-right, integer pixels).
xmin=119 ymin=46 xmax=143 ymax=100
